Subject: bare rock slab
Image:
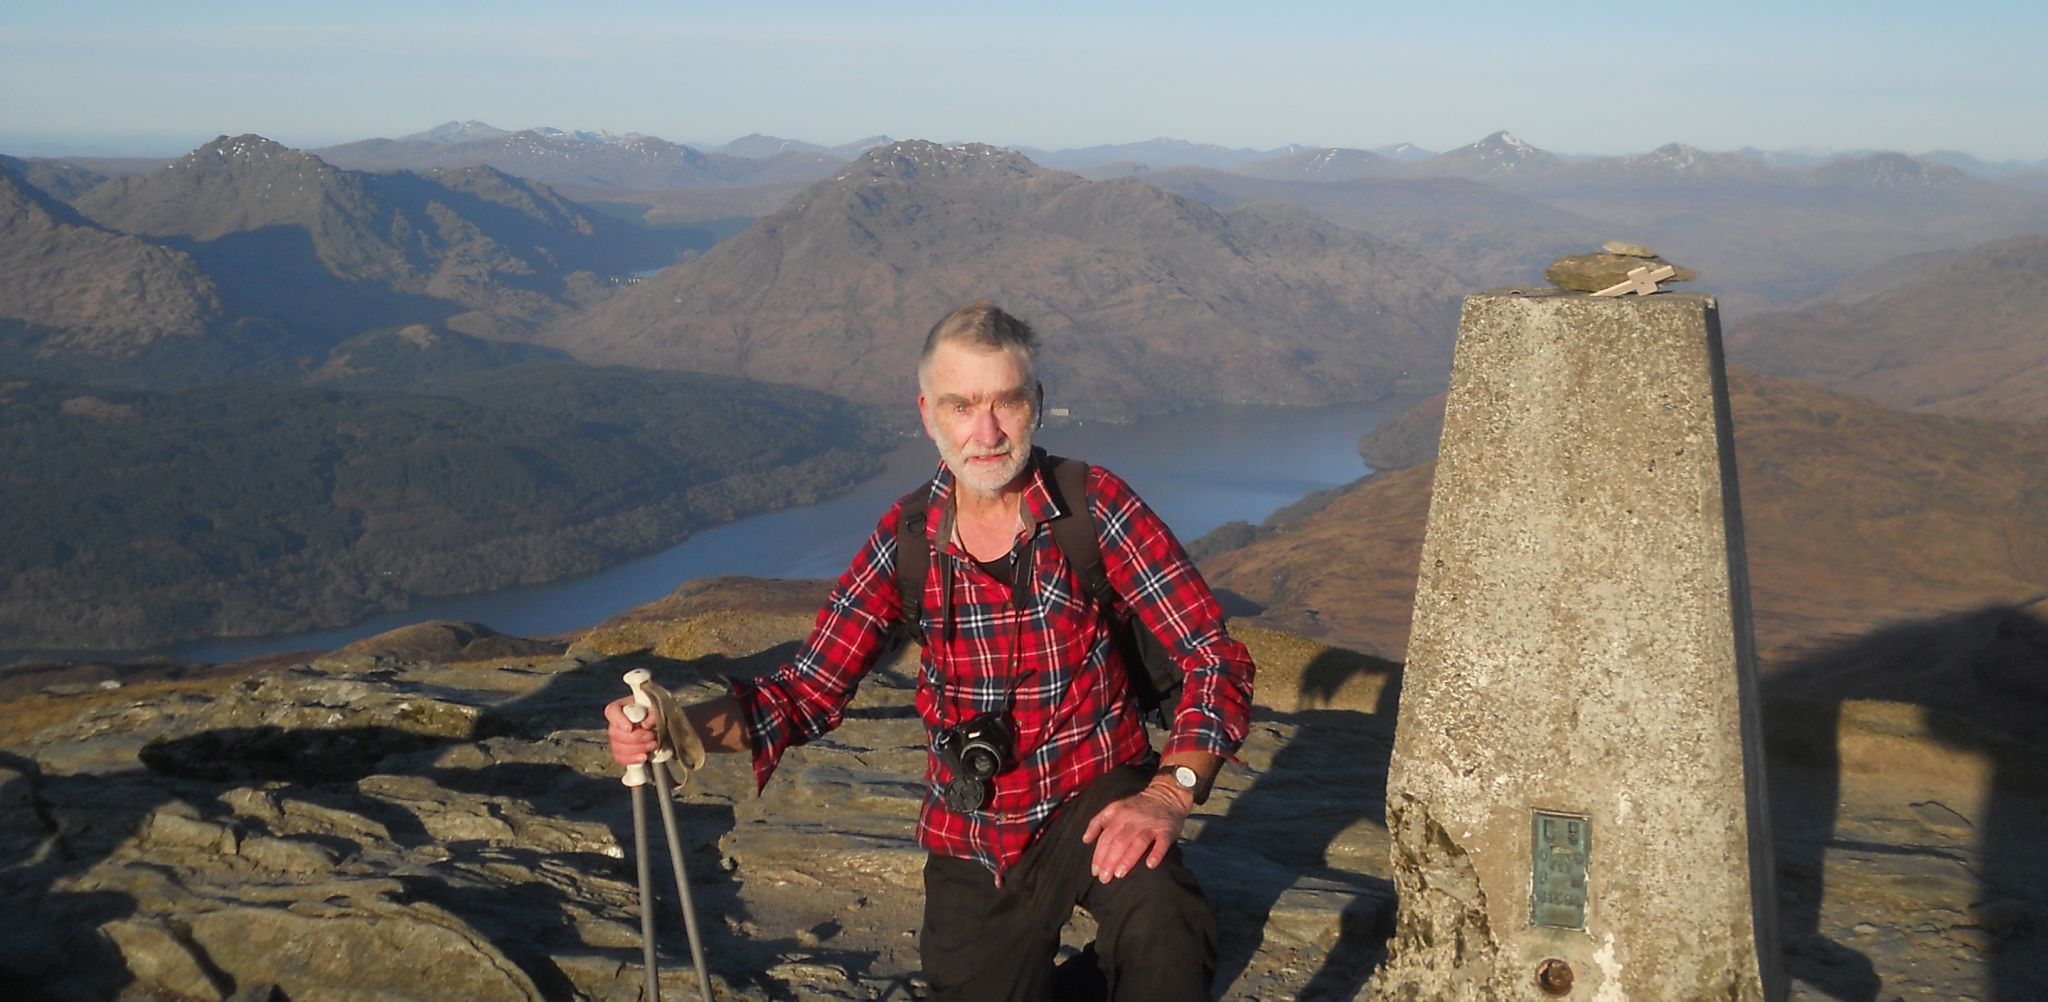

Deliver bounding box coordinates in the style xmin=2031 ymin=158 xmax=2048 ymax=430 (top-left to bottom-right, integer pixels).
xmin=1373 ymin=293 xmax=1782 ymax=1000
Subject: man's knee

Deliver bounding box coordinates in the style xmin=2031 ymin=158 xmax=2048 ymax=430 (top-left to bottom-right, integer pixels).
xmin=1088 ymin=850 xmax=1218 ymax=996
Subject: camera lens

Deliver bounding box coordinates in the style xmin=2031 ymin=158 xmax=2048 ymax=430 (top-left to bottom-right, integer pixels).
xmin=932 ymin=711 xmax=1015 ymax=814
xmin=961 ymin=741 xmax=1002 ymax=778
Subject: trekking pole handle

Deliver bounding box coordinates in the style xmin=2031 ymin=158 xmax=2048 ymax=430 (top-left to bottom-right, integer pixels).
xmin=624 ymin=670 xmax=675 ymax=762
xmin=619 ymin=668 xmax=672 ymax=787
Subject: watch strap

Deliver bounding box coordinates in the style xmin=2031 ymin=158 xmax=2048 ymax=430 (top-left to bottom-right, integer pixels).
xmin=1155 ymin=763 xmax=1206 ymax=806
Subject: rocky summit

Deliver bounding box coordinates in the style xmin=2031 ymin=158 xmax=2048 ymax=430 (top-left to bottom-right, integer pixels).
xmin=2 ymin=587 xmax=2042 ymax=1000
xmin=0 ymin=602 xmax=1402 ymax=1002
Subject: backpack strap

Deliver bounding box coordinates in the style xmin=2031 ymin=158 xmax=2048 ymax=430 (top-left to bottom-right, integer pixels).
xmin=1042 ymin=456 xmax=1116 ymax=610
xmin=1045 ymin=455 xmax=1182 ymax=730
xmin=893 ymin=482 xmax=935 ymax=646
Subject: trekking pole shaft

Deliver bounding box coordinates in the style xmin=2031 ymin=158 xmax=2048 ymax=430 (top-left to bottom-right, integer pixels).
xmin=631 ymin=780 xmax=661 ymax=1002
xmin=653 ymin=761 xmax=715 ymax=1002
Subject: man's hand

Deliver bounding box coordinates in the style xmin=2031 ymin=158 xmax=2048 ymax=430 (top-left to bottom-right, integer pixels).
xmin=605 ymin=692 xmax=751 ymax=767
xmin=604 ymin=696 xmax=662 ymax=766
xmin=1081 ymin=778 xmax=1194 ymax=883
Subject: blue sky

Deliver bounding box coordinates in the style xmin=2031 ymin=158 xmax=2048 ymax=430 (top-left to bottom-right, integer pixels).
xmin=3 ymin=1 xmax=2044 ymax=161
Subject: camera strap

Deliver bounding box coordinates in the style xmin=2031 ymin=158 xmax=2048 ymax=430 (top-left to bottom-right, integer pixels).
xmin=932 ymin=494 xmax=1036 ymax=729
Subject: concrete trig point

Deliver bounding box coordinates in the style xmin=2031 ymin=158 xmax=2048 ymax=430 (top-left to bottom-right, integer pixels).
xmin=1371 ymin=291 xmax=1783 ymax=1000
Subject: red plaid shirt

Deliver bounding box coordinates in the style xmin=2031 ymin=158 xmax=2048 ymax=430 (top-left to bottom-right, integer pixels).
xmin=729 ymin=449 xmax=1256 ymax=878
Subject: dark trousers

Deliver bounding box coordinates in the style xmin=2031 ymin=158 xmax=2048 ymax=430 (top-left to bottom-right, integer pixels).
xmin=920 ymin=765 xmax=1218 ymax=1002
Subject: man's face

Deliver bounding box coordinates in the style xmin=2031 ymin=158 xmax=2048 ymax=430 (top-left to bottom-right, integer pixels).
xmin=918 ymin=341 xmax=1040 ymax=497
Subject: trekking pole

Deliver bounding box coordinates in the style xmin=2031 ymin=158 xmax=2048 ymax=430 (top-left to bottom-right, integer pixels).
xmin=624 ymin=669 xmax=716 ymax=1002
xmin=621 ymin=698 xmax=663 ymax=1002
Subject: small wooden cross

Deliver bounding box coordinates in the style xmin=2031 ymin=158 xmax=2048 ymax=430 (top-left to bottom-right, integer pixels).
xmin=1592 ymin=264 xmax=1677 ymax=297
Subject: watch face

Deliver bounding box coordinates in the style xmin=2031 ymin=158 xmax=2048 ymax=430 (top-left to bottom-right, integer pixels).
xmin=1170 ymin=766 xmax=1197 ymax=788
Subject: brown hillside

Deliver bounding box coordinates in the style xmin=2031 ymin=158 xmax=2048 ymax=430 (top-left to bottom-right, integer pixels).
xmin=0 ymin=154 xmax=110 ymax=202
xmin=1205 ymin=371 xmax=2048 ymax=666
xmin=542 ymin=141 xmax=1466 ymax=419
xmin=0 ymin=169 xmax=220 ymax=354
xmin=69 ymin=135 xmax=667 ymax=340
xmin=1729 ymin=235 xmax=2048 ymax=422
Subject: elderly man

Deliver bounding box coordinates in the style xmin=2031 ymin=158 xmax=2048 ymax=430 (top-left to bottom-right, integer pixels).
xmin=606 ymin=301 xmax=1255 ymax=1001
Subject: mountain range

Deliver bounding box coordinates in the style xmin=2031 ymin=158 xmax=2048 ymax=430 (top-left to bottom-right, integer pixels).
xmin=319 ymin=124 xmax=2041 ymax=314
xmin=34 ymin=126 xmax=2046 ymax=314
xmin=1139 ymin=135 xmax=2048 ymax=309
xmin=538 ymin=140 xmax=1468 ymax=418
xmin=39 ymin=125 xmax=2048 ymax=186
xmin=1017 ymin=137 xmax=1318 ymax=171
xmin=2 ymin=135 xmax=675 ymax=386
xmin=314 ymin=126 xmax=855 ymax=191
xmin=3 ymin=123 xmax=2041 ymax=655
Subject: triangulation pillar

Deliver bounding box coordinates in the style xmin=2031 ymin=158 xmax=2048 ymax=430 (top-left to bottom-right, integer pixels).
xmin=1371 ymin=292 xmax=1783 ymax=1001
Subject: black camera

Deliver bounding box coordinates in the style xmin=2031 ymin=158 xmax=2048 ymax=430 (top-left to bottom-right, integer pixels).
xmin=932 ymin=711 xmax=1018 ymax=813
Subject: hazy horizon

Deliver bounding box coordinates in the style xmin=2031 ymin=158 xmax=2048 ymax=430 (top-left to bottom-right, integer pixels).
xmin=3 ymin=1 xmax=2044 ymax=162
xmin=4 ymin=124 xmax=2039 ymax=169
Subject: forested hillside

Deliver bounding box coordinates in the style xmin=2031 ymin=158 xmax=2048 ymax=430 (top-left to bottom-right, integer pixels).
xmin=0 ymin=365 xmax=891 ymax=648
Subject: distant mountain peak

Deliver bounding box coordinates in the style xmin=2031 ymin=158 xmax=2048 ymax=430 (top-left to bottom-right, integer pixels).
xmin=192 ymin=134 xmax=294 ymax=161
xmin=407 ymin=120 xmax=508 ymax=144
xmin=847 ymin=140 xmax=1040 ymax=183
xmin=1640 ymin=143 xmax=1706 ymax=168
xmin=1371 ymin=142 xmax=1435 ymax=161
xmin=171 ymin=135 xmax=333 ymax=176
xmin=1432 ymin=130 xmax=1559 ymax=174
xmin=719 ymin=133 xmax=829 ymax=157
xmin=1230 ymin=145 xmax=1396 ymax=181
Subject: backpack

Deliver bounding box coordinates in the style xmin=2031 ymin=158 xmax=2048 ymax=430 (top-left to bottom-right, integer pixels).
xmin=892 ymin=455 xmax=1183 ymax=730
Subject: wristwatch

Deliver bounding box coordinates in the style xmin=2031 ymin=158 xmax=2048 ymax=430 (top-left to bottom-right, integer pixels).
xmin=1156 ymin=764 xmax=1203 ymax=805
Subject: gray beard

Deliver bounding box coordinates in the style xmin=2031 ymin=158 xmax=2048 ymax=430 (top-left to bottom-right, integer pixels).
xmin=940 ymin=434 xmax=1032 ymax=497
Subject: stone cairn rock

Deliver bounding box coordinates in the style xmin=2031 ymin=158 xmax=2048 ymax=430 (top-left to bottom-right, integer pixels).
xmin=1544 ymin=240 xmax=1699 ymax=293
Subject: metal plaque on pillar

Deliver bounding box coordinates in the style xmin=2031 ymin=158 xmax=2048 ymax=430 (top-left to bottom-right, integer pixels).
xmin=1531 ymin=810 xmax=1590 ymax=930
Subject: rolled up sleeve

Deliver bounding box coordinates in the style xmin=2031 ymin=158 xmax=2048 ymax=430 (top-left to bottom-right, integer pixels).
xmin=1088 ymin=468 xmax=1256 ymax=760
xmin=728 ymin=508 xmax=904 ymax=790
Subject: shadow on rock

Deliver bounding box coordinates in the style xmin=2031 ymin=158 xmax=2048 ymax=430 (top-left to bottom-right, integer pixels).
xmin=0 ymin=750 xmax=155 ymax=1001
xmin=1764 ymin=597 xmax=2048 ymax=1002
xmin=1197 ymin=647 xmax=1403 ymax=1000
xmin=140 ymin=725 xmax=453 ymax=785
